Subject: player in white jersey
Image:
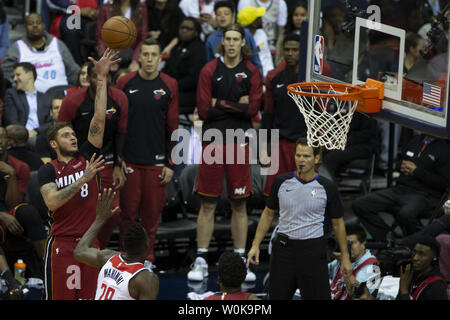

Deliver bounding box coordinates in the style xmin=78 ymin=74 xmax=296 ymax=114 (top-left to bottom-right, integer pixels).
xmin=74 ymin=189 xmax=159 ymax=300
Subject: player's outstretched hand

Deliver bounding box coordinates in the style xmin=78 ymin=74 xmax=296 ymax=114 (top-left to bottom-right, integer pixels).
xmin=96 ymin=188 xmax=120 ymax=223
xmin=88 ymin=48 xmax=121 ymax=78
xmin=82 ymin=153 xmax=105 ymax=183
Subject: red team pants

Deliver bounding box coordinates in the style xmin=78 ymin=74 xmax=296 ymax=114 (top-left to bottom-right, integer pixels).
xmin=96 ymin=163 xmax=122 ymax=249
xmin=44 ymin=236 xmax=99 ymax=300
xmin=195 ymin=143 xmax=252 ymax=200
xmin=263 ymin=139 xmax=297 ymax=196
xmin=119 ymin=164 xmax=168 ymax=262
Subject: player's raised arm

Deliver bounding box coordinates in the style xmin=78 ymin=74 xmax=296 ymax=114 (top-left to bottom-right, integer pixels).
xmin=87 ymin=49 xmax=121 ymax=149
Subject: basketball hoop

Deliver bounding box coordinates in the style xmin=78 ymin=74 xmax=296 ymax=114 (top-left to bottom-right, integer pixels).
xmin=287 ymin=79 xmax=384 ymax=150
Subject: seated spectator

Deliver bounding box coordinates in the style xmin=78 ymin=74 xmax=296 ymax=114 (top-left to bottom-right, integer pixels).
xmin=319 ymin=111 xmax=378 ymax=184
xmin=204 ymin=251 xmax=260 ymax=300
xmin=237 ymin=0 xmax=288 ymax=53
xmin=162 ymin=17 xmax=206 ymax=116
xmin=97 ymin=0 xmax=148 ymax=72
xmin=3 ymin=63 xmax=53 ymax=146
xmin=328 ymin=223 xmax=381 ymax=300
xmin=404 ymin=32 xmax=425 ymax=73
xmin=58 ymin=0 xmax=100 ymax=66
xmin=0 ymin=127 xmax=47 ymax=277
xmin=1 ymin=13 xmax=80 ymax=93
xmin=0 ymin=1 xmax=9 ymax=60
xmin=5 ymin=124 xmax=44 ymax=171
xmin=237 ymin=6 xmax=274 ymax=79
xmin=397 ymin=235 xmax=448 ymax=300
xmin=178 ymin=0 xmax=217 ymax=41
xmin=352 ymin=134 xmax=450 ymax=241
xmin=35 ymin=96 xmax=61 ymax=163
xmin=205 ymin=1 xmax=262 ymax=73
xmin=147 ymin=0 xmax=185 ymax=57
xmin=274 ymin=0 xmax=307 ymax=66
xmin=65 ymin=61 xmax=92 ymax=95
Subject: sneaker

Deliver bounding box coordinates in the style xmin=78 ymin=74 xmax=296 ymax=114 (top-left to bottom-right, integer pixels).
xmin=240 ymin=257 xmax=256 ymax=282
xmin=187 ymin=257 xmax=208 ymax=281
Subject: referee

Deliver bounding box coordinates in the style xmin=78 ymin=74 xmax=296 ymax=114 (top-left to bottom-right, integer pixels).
xmin=247 ymin=138 xmax=353 ymax=300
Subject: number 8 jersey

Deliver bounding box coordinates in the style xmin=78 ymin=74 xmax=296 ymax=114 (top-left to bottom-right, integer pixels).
xmin=38 ymin=141 xmax=100 ymax=238
xmin=95 ymin=254 xmax=148 ymax=300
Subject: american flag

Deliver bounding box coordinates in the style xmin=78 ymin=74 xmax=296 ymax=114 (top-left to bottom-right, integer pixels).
xmin=422 ymin=83 xmax=442 ymax=107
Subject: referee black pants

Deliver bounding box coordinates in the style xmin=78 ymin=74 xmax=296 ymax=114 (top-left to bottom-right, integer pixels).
xmin=268 ymin=235 xmax=331 ymax=300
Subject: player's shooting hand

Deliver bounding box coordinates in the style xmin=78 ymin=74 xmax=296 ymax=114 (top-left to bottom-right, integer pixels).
xmin=0 ymin=211 xmax=24 ymax=235
xmin=82 ymin=153 xmax=105 ymax=183
xmin=88 ymin=48 xmax=121 ymax=78
xmin=247 ymin=246 xmax=260 ymax=267
xmin=96 ymin=188 xmax=119 ymax=223
xmin=159 ymin=166 xmax=174 ymax=185
xmin=112 ymin=165 xmax=126 ymax=190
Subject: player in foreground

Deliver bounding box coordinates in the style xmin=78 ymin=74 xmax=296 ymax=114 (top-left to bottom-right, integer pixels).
xmin=74 ymin=188 xmax=159 ymax=300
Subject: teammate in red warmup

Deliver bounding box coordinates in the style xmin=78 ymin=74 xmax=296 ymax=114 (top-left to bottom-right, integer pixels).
xmin=204 ymin=251 xmax=259 ymax=300
xmin=74 ymin=188 xmax=159 ymax=300
xmin=115 ymin=38 xmax=179 ymax=264
xmin=38 ymin=49 xmax=120 ymax=300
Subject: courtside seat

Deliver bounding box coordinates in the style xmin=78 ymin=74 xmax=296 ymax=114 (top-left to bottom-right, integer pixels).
xmin=337 ymin=153 xmax=376 ymax=194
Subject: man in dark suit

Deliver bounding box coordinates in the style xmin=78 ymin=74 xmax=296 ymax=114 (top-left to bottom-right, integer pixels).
xmin=3 ymin=62 xmax=53 ymax=146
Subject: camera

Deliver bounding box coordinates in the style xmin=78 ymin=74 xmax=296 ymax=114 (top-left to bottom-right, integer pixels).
xmin=375 ymin=245 xmax=412 ymax=277
xmin=420 ymin=6 xmax=450 ymax=60
xmin=339 ymin=0 xmax=370 ymax=33
xmin=352 ymin=281 xmax=367 ymax=299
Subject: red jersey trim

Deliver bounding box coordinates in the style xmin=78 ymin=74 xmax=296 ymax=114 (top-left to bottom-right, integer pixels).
xmin=109 ymin=254 xmax=146 ymax=274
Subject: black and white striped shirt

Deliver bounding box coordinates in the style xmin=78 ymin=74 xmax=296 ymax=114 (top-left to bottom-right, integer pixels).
xmin=267 ymin=171 xmax=344 ymax=240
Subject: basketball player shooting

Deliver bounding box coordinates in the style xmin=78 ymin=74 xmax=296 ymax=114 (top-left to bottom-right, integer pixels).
xmin=38 ymin=49 xmax=121 ymax=300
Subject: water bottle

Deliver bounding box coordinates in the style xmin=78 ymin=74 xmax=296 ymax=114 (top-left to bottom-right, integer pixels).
xmin=14 ymin=259 xmax=26 ymax=285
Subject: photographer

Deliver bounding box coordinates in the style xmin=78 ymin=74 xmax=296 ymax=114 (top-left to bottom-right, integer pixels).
xmin=329 ymin=224 xmax=381 ymax=300
xmin=397 ymin=235 xmax=448 ymax=300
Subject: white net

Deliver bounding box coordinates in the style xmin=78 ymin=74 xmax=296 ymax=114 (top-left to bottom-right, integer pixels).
xmin=287 ymin=83 xmax=359 ymax=150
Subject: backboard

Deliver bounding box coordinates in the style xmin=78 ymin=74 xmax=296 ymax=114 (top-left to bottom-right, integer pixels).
xmin=304 ymin=0 xmax=450 ymax=138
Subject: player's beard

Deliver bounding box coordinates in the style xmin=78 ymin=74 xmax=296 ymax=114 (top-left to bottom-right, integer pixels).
xmin=59 ymin=146 xmax=80 ymax=158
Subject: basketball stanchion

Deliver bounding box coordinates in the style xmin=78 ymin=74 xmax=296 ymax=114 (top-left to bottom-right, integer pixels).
xmin=287 ymin=79 xmax=384 ymax=150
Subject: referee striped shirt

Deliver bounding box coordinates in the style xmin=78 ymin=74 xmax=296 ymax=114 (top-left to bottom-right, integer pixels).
xmin=267 ymin=171 xmax=344 ymax=240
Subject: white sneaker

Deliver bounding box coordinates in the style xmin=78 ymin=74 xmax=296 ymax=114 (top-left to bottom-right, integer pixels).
xmin=241 ymin=256 xmax=256 ymax=282
xmin=187 ymin=257 xmax=209 ymax=281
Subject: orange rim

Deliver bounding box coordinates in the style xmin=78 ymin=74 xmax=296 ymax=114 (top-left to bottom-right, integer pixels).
xmin=286 ymin=82 xmax=362 ymax=101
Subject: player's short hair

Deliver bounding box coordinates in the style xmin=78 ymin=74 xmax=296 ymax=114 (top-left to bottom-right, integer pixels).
xmin=217 ymin=251 xmax=246 ymax=288
xmin=283 ymin=33 xmax=301 ymax=46
xmin=6 ymin=124 xmax=29 ymax=145
xmin=47 ymin=121 xmax=72 ymax=143
xmin=345 ymin=223 xmax=367 ymax=243
xmin=123 ymin=223 xmax=148 ymax=257
xmin=295 ymin=137 xmax=322 ymax=157
xmin=14 ymin=62 xmax=37 ymax=81
xmin=141 ymin=37 xmax=162 ymax=53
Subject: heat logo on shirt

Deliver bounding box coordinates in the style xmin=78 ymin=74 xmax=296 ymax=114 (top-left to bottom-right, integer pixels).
xmin=153 ymin=89 xmax=166 ymax=100
xmin=234 ymin=72 xmax=248 ymax=83
xmin=55 ymin=171 xmax=84 ymax=188
xmin=106 ymin=107 xmax=117 ymax=119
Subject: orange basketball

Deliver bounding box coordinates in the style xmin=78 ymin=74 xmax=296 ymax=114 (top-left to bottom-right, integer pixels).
xmin=101 ymin=16 xmax=137 ymax=51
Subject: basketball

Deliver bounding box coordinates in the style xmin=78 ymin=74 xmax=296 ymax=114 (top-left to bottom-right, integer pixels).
xmin=101 ymin=16 xmax=137 ymax=51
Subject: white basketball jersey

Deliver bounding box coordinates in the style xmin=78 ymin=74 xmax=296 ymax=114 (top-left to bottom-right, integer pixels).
xmin=95 ymin=253 xmax=148 ymax=300
xmin=16 ymin=38 xmax=69 ymax=93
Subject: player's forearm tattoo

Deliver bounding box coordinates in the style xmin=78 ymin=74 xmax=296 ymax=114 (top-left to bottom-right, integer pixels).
xmin=41 ymin=182 xmax=82 ymax=203
xmin=89 ymin=123 xmax=101 ymax=136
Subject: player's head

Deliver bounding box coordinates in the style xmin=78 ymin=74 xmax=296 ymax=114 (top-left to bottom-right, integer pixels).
xmin=50 ymin=95 xmax=64 ymax=121
xmin=214 ymin=0 xmax=235 ymax=29
xmin=178 ymin=17 xmax=201 ymax=43
xmin=218 ymin=23 xmax=253 ymax=61
xmin=13 ymin=62 xmax=36 ymax=91
xmin=139 ymin=38 xmax=162 ymax=76
xmin=123 ymin=223 xmax=149 ymax=259
xmin=294 ymin=137 xmax=322 ymax=175
xmin=77 ymin=62 xmax=91 ymax=88
xmin=47 ymin=122 xmax=79 ymax=157
xmin=283 ymin=34 xmax=301 ymax=69
xmin=25 ymin=13 xmax=45 ymax=41
xmin=217 ymin=251 xmax=246 ymax=290
xmin=0 ymin=126 xmax=8 ymax=157
xmin=5 ymin=124 xmax=28 ymax=148
xmin=345 ymin=223 xmax=367 ymax=262
xmin=412 ymin=235 xmax=440 ymax=273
